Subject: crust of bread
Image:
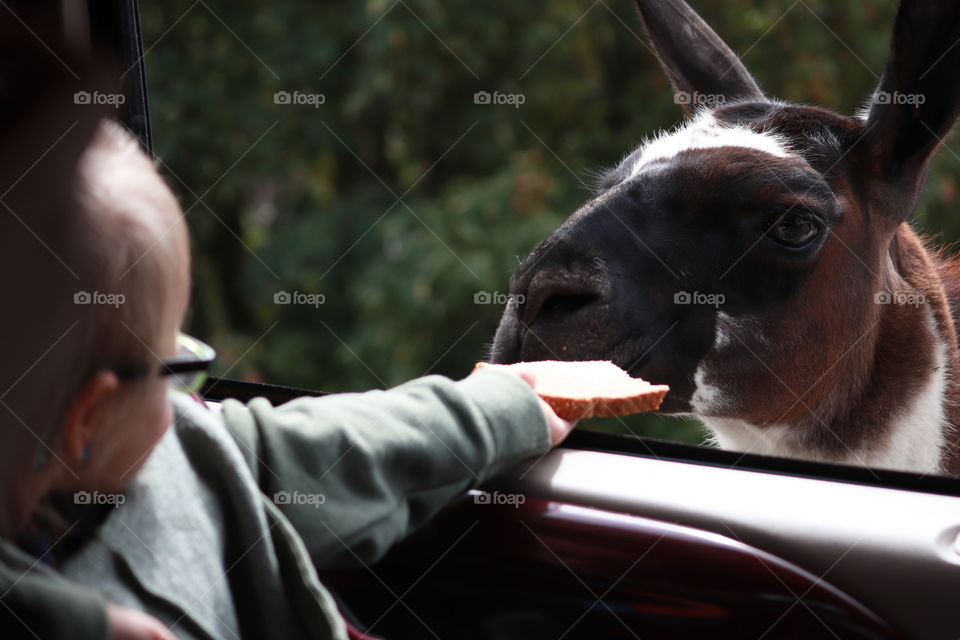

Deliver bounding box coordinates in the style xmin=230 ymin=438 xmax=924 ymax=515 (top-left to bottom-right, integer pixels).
xmin=473 ymin=360 xmax=669 ymax=420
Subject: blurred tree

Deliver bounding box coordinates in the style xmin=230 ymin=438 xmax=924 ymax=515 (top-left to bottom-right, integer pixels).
xmin=140 ymin=0 xmax=958 ymax=446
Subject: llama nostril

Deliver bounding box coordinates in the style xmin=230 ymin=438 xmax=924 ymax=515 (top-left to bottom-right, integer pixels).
xmin=520 ymin=280 xmax=603 ymax=328
xmin=538 ymin=293 xmax=598 ymax=319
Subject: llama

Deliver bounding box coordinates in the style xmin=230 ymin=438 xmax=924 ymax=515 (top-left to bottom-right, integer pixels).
xmin=491 ymin=0 xmax=960 ymax=475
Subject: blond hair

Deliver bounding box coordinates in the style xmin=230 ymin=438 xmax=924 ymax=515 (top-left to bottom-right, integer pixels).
xmin=72 ymin=120 xmax=188 ymax=371
xmin=21 ymin=120 xmax=188 ymax=468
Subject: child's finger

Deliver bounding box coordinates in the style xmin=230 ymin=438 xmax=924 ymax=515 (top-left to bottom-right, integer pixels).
xmin=538 ymin=397 xmax=577 ymax=446
xmin=106 ymin=604 xmax=178 ymax=640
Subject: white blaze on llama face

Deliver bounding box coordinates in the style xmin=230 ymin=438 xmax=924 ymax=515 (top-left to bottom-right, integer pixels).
xmin=689 ymin=310 xmax=739 ymax=416
xmin=628 ymin=111 xmax=794 ymax=179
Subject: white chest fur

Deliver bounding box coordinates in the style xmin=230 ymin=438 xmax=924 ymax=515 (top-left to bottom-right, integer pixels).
xmin=692 ymin=310 xmax=949 ymax=475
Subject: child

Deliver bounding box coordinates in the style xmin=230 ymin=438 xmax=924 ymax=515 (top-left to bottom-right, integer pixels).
xmin=3 ymin=120 xmax=574 ymax=639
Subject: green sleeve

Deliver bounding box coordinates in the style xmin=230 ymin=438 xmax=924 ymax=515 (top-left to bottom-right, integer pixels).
xmin=221 ymin=369 xmax=551 ymax=570
xmin=0 ymin=564 xmax=110 ymax=640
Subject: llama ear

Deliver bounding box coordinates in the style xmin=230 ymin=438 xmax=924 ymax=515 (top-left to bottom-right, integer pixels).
xmin=635 ymin=0 xmax=764 ymax=116
xmin=859 ymin=0 xmax=960 ymax=220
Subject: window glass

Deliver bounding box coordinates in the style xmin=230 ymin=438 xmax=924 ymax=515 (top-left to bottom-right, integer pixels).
xmin=140 ymin=1 xmax=960 ymax=476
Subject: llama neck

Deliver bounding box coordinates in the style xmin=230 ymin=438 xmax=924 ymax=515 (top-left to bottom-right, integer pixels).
xmin=700 ymin=323 xmax=948 ymax=473
xmin=697 ymin=226 xmax=960 ymax=474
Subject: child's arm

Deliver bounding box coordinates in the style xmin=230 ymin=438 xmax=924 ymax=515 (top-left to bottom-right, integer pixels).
xmin=222 ymin=367 xmax=563 ymax=570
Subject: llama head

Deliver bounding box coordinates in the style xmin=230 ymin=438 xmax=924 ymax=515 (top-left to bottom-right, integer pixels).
xmin=491 ymin=0 xmax=960 ymax=438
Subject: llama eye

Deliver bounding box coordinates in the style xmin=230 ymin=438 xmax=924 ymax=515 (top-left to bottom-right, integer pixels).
xmin=767 ymin=212 xmax=820 ymax=247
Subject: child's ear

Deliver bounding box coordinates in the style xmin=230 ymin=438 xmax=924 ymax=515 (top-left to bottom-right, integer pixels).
xmin=61 ymin=370 xmax=119 ymax=464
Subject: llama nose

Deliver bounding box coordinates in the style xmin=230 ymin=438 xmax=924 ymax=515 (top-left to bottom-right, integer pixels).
xmin=519 ymin=269 xmax=605 ymax=329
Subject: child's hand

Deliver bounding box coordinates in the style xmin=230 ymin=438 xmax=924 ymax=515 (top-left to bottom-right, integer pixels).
xmin=475 ymin=363 xmax=578 ymax=446
xmin=106 ymin=604 xmax=177 ymax=640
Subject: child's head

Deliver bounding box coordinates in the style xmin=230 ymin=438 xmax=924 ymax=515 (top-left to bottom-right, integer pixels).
xmin=10 ymin=120 xmax=192 ymax=525
xmin=58 ymin=121 xmax=191 ymax=489
xmin=74 ymin=121 xmax=191 ymax=367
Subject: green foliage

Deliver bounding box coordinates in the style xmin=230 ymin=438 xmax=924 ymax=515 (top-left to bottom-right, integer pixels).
xmin=141 ymin=1 xmax=959 ymax=446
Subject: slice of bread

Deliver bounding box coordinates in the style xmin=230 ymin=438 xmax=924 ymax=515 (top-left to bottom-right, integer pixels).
xmin=474 ymin=360 xmax=669 ymax=421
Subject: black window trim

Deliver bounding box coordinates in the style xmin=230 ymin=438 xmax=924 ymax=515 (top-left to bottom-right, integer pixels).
xmin=200 ymin=375 xmax=960 ymax=499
